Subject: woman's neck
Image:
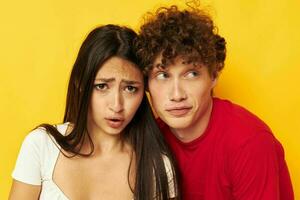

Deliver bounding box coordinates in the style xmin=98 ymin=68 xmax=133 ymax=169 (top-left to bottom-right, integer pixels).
xmin=85 ymin=125 xmax=130 ymax=156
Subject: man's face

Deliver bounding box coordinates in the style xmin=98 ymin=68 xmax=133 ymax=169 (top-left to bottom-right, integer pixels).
xmin=148 ymin=56 xmax=217 ymax=136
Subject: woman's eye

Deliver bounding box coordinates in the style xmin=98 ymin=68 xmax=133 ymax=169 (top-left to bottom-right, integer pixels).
xmin=156 ymin=72 xmax=169 ymax=80
xmin=185 ymin=71 xmax=199 ymax=78
xmin=125 ymin=85 xmax=138 ymax=93
xmin=94 ymin=83 xmax=108 ymax=90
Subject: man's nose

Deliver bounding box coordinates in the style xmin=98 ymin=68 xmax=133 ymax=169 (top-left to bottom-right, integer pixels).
xmin=169 ymin=78 xmax=187 ymax=102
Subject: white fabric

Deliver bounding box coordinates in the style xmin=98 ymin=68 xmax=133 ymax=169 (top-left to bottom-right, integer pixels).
xmin=12 ymin=123 xmax=176 ymax=199
xmin=12 ymin=123 xmax=69 ymax=200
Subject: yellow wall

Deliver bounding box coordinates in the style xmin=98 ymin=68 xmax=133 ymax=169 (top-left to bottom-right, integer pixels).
xmin=1 ymin=0 xmax=299 ymax=198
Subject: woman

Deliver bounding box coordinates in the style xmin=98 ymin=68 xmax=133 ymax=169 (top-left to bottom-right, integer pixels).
xmin=9 ymin=25 xmax=178 ymax=200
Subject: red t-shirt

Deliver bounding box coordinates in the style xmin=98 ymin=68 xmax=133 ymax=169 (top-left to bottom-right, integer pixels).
xmin=158 ymin=98 xmax=294 ymax=200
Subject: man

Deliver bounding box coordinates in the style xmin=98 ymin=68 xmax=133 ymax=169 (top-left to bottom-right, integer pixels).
xmin=134 ymin=5 xmax=294 ymax=200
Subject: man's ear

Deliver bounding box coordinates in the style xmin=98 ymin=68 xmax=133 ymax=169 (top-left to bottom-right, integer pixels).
xmin=211 ymin=74 xmax=218 ymax=88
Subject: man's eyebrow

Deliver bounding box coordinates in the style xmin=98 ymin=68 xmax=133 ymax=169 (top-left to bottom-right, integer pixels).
xmin=184 ymin=60 xmax=204 ymax=69
xmin=152 ymin=64 xmax=168 ymax=71
xmin=154 ymin=62 xmax=162 ymax=68
xmin=187 ymin=64 xmax=203 ymax=69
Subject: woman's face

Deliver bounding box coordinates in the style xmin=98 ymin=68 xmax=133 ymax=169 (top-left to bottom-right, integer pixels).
xmin=88 ymin=56 xmax=144 ymax=136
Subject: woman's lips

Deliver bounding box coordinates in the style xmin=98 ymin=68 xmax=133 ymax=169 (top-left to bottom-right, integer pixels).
xmin=105 ymin=118 xmax=124 ymax=128
xmin=165 ymin=107 xmax=192 ymax=117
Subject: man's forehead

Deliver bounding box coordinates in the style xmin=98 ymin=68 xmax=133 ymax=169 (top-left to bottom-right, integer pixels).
xmin=151 ymin=55 xmax=204 ymax=71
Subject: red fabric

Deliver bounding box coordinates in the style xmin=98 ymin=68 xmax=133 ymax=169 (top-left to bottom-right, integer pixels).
xmin=158 ymin=98 xmax=294 ymax=200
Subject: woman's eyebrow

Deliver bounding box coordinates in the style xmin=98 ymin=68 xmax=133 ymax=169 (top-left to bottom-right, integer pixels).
xmin=94 ymin=78 xmax=142 ymax=85
xmin=121 ymin=79 xmax=142 ymax=85
xmin=94 ymin=78 xmax=115 ymax=82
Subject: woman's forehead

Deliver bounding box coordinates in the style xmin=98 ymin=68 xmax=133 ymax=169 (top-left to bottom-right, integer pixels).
xmin=96 ymin=57 xmax=143 ymax=81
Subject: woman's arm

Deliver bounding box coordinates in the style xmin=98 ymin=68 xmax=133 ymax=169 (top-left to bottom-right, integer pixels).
xmin=10 ymin=130 xmax=44 ymax=199
xmin=9 ymin=180 xmax=41 ymax=200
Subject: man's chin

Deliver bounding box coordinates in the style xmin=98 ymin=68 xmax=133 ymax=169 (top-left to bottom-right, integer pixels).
xmin=161 ymin=116 xmax=192 ymax=130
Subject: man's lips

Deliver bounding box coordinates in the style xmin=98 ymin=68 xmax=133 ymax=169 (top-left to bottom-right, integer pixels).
xmin=165 ymin=106 xmax=192 ymax=117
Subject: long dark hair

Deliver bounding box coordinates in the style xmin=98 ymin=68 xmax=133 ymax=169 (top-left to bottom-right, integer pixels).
xmin=39 ymin=24 xmax=179 ymax=199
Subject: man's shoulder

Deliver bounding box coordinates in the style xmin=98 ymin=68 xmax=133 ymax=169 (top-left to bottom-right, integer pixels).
xmin=214 ymin=98 xmax=277 ymax=149
xmin=215 ymin=98 xmax=271 ymax=132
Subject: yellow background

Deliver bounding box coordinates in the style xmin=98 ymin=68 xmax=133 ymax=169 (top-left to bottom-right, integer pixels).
xmin=1 ymin=0 xmax=299 ymax=198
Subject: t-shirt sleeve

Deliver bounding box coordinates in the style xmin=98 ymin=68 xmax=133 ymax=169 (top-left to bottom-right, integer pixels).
xmin=228 ymin=131 xmax=294 ymax=200
xmin=276 ymin=139 xmax=294 ymax=200
xmin=12 ymin=129 xmax=43 ymax=185
xmin=163 ymin=155 xmax=177 ymax=198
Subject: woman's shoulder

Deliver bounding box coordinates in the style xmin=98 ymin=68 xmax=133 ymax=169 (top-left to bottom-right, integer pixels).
xmin=11 ymin=122 xmax=70 ymax=185
xmin=161 ymin=154 xmax=176 ymax=180
xmin=162 ymin=154 xmax=172 ymax=169
xmin=25 ymin=122 xmax=69 ymax=143
xmin=161 ymin=154 xmax=177 ymax=198
xmin=55 ymin=122 xmax=71 ymax=136
xmin=26 ymin=122 xmax=69 ymax=138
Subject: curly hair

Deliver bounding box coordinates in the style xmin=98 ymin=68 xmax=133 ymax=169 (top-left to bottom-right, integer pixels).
xmin=134 ymin=5 xmax=226 ymax=78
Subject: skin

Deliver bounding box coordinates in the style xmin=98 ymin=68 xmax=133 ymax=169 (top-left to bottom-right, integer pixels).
xmin=9 ymin=56 xmax=144 ymax=200
xmin=87 ymin=56 xmax=144 ymax=141
xmin=9 ymin=181 xmax=40 ymax=200
xmin=148 ymin=55 xmax=217 ymax=143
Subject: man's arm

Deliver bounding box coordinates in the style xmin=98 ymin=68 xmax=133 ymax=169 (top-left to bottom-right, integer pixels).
xmin=228 ymin=131 xmax=294 ymax=200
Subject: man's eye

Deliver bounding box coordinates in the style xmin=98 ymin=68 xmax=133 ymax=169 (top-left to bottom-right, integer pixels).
xmin=94 ymin=83 xmax=108 ymax=90
xmin=125 ymin=85 xmax=138 ymax=93
xmin=185 ymin=71 xmax=199 ymax=78
xmin=156 ymin=72 xmax=169 ymax=80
